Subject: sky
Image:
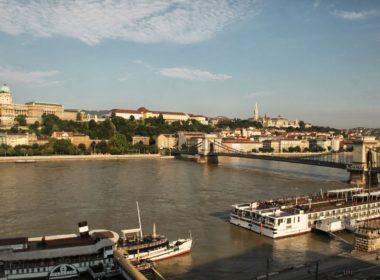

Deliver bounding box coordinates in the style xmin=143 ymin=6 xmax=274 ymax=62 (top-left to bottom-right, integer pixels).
xmin=0 ymin=0 xmax=379 ymax=128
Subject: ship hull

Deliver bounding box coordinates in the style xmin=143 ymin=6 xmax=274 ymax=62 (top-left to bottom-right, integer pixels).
xmin=230 ymin=216 xmax=311 ymax=239
xmin=126 ymin=239 xmax=192 ymax=262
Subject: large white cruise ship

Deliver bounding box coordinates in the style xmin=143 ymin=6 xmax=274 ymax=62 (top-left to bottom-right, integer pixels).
xmin=0 ymin=222 xmax=119 ymax=280
xmin=230 ymin=187 xmax=380 ymax=239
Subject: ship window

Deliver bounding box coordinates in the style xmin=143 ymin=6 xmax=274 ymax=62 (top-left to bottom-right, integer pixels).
xmin=287 ymin=218 xmax=291 ymax=224
xmin=298 ymin=216 xmax=300 ymax=222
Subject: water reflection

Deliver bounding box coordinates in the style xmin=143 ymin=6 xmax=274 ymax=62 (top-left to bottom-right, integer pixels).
xmin=0 ymin=158 xmax=352 ymax=279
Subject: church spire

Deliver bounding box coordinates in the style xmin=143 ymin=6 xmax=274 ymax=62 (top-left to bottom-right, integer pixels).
xmin=253 ymin=102 xmax=259 ymax=121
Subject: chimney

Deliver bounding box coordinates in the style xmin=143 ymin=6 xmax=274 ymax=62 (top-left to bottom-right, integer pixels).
xmin=78 ymin=221 xmax=90 ymax=238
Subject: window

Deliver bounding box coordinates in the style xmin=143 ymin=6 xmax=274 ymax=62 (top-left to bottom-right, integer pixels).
xmin=287 ymin=218 xmax=292 ymax=224
xmin=298 ymin=216 xmax=300 ymax=223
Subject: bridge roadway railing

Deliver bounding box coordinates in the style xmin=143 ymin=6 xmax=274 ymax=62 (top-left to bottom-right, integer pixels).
xmin=174 ymin=140 xmax=350 ymax=169
xmin=209 ymin=140 xmax=348 ymax=169
xmin=211 ymin=152 xmax=347 ymax=169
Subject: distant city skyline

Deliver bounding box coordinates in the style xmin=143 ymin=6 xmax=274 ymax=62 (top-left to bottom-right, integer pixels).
xmin=0 ymin=0 xmax=379 ymax=128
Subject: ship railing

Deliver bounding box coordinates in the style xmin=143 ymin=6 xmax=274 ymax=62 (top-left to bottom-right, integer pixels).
xmin=126 ymin=239 xmax=168 ymax=251
xmin=6 ymin=254 xmax=105 ymax=270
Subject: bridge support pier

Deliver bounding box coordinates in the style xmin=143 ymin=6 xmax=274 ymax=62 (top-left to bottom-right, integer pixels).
xmin=197 ymin=154 xmax=218 ymax=164
xmin=347 ymin=137 xmax=379 ymax=187
xmin=348 ymin=170 xmax=379 ymax=187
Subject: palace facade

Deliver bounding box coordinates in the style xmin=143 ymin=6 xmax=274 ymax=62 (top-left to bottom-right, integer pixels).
xmin=0 ymin=84 xmax=80 ymax=127
xmin=111 ymin=107 xmax=208 ymax=125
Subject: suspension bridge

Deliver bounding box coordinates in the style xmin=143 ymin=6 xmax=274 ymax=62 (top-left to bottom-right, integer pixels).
xmin=172 ymin=135 xmax=379 ymax=186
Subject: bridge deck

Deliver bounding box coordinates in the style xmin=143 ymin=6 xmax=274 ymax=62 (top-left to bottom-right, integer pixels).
xmin=213 ymin=152 xmax=348 ymax=169
xmin=173 ymin=150 xmax=353 ymax=169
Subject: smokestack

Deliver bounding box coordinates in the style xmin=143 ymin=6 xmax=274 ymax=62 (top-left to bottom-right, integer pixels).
xmin=78 ymin=221 xmax=90 ymax=238
xmin=152 ymin=224 xmax=157 ymax=240
xmin=308 ymin=198 xmax=312 ymax=210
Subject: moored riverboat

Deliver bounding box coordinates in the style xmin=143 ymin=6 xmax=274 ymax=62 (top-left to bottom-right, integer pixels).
xmin=118 ymin=202 xmax=192 ymax=261
xmin=119 ymin=226 xmax=192 ymax=261
xmin=230 ymin=187 xmax=380 ymax=238
xmin=0 ymin=222 xmax=120 ymax=280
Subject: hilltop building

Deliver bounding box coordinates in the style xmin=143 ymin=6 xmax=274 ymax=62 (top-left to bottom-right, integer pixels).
xmin=111 ymin=107 xmax=208 ymax=125
xmin=0 ymin=84 xmax=83 ymax=127
xmin=251 ymin=102 xmax=301 ymax=128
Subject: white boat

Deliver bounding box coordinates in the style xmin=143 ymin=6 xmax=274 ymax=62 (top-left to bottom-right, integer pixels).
xmin=119 ymin=202 xmax=193 ymax=261
xmin=14 ymin=160 xmax=36 ymax=163
xmin=230 ymin=187 xmax=380 ymax=239
xmin=0 ymin=222 xmax=120 ymax=280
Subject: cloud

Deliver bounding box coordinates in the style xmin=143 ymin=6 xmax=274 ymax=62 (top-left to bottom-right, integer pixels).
xmin=0 ymin=66 xmax=62 ymax=87
xmin=245 ymin=91 xmax=274 ymax=98
xmin=159 ymin=67 xmax=231 ymax=81
xmin=331 ymin=10 xmax=378 ymax=20
xmin=0 ymin=0 xmax=258 ymax=45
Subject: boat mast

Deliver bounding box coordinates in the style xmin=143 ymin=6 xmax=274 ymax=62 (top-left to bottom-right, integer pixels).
xmin=137 ymin=201 xmax=143 ymax=239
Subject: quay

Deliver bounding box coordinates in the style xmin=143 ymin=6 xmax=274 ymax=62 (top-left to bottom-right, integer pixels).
xmin=257 ymin=250 xmax=380 ymax=280
xmin=114 ymin=249 xmax=148 ymax=280
xmin=0 ymin=154 xmax=174 ymax=163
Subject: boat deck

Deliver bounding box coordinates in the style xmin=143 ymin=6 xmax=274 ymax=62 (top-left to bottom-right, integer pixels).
xmin=234 ymin=187 xmax=380 ymax=220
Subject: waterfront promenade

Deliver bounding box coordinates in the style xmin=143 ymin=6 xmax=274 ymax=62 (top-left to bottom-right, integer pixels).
xmin=0 ymin=154 xmax=174 ymax=163
xmin=258 ymin=250 xmax=380 ymax=280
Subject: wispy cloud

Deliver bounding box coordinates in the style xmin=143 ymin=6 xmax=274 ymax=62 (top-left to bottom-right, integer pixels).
xmin=0 ymin=66 xmax=62 ymax=87
xmin=245 ymin=91 xmax=274 ymax=98
xmin=0 ymin=0 xmax=258 ymax=45
xmin=159 ymin=67 xmax=231 ymax=81
xmin=331 ymin=10 xmax=377 ymax=20
xmin=132 ymin=60 xmax=144 ymax=64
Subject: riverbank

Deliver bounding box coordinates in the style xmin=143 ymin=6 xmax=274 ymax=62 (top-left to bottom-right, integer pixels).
xmin=0 ymin=154 xmax=174 ymax=163
xmin=258 ymin=250 xmax=380 ymax=280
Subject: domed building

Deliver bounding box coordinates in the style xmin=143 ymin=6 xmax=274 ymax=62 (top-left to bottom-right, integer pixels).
xmin=0 ymin=84 xmax=13 ymax=104
xmin=0 ymin=83 xmax=82 ymax=127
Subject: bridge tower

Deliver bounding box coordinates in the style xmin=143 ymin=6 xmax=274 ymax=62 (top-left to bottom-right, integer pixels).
xmin=197 ymin=134 xmax=222 ymax=164
xmin=347 ymin=137 xmax=378 ymax=187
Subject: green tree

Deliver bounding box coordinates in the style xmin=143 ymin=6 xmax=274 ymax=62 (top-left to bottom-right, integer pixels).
xmin=42 ymin=114 xmax=61 ymax=135
xmin=53 ymin=139 xmax=75 ymax=155
xmin=15 ymin=115 xmax=27 ymax=126
xmin=78 ymin=143 xmax=87 ymax=154
xmin=76 ymin=112 xmax=83 ymax=121
xmin=96 ymin=140 xmax=109 ymax=154
xmin=109 ymin=133 xmax=128 ymax=154
xmin=299 ymin=120 xmax=305 ymax=130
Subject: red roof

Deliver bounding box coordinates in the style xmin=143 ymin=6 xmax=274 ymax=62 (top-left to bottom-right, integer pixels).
xmin=54 ymin=131 xmax=73 ymax=137
xmin=112 ymin=109 xmax=141 ymax=114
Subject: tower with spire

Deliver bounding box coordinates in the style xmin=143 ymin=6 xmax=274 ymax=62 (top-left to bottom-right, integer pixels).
xmin=253 ymin=102 xmax=259 ymax=121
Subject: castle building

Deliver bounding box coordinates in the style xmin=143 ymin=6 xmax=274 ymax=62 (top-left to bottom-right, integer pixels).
xmin=111 ymin=107 xmax=208 ymax=125
xmin=0 ymin=84 xmax=80 ymax=127
xmin=251 ymin=102 xmax=300 ymax=129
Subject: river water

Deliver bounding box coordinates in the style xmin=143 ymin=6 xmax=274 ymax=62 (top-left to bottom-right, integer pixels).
xmin=0 ymin=157 xmax=351 ymax=279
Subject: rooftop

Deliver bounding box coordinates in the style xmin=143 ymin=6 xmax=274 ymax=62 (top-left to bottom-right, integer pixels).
xmin=0 ymin=84 xmax=11 ymax=93
xmin=25 ymin=101 xmax=63 ymax=107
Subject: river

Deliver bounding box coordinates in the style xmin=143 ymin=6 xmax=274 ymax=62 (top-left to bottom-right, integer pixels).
xmin=0 ymin=157 xmax=351 ymax=279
